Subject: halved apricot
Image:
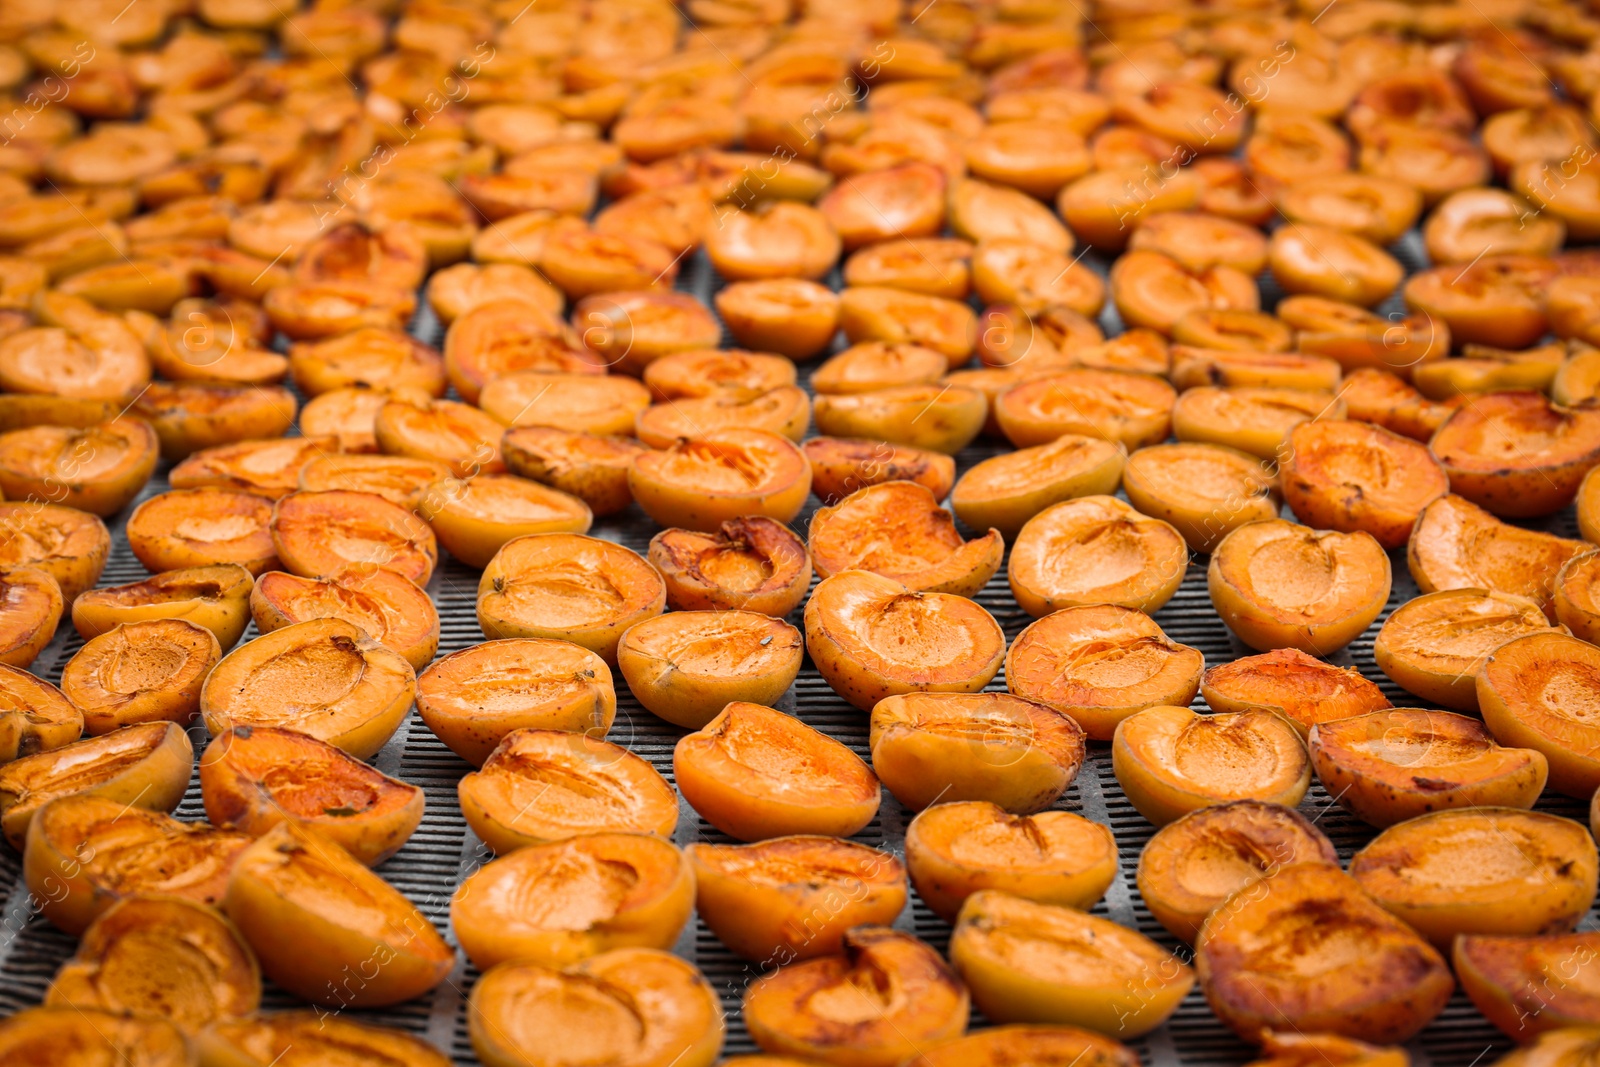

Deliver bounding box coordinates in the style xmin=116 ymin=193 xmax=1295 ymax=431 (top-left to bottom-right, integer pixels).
xmin=0 ymin=663 xmax=81 ymax=765
xmin=1058 ymin=165 xmax=1200 ymax=251
xmin=1279 ymin=420 xmax=1449 ymax=548
xmin=271 ymin=488 xmax=438 ymax=587
xmin=629 ymin=429 xmax=811 ymax=532
xmin=1007 ymin=604 xmax=1205 ymax=741
xmin=296 ymin=452 xmax=454 ymax=510
xmin=0 ymin=418 xmax=158 ymax=517
xmin=715 ymin=279 xmax=841 ymax=360
xmin=286 ymin=327 xmax=445 ymax=398
xmin=477 ymin=533 xmax=665 ymax=664
xmin=46 ymin=894 xmax=259 ymax=1031
xmin=1196 ymin=862 xmax=1454 ymax=1043
xmin=133 ymin=382 xmax=297 ymax=463
xmin=816 ymin=162 xmax=946 ymax=250
xmin=372 ymin=395 xmax=507 ymax=478
xmin=971 ymin=240 xmax=1105 ymax=319
xmin=1110 ymin=249 xmax=1257 ymax=336
xmin=647 ymin=518 xmax=811 ymax=617
xmin=706 ymin=201 xmax=840 ymax=281
xmin=1201 ymin=649 xmax=1390 ymax=736
xmin=474 ymin=373 xmax=648 ymax=438
xmin=199 ymin=723 xmax=421 ymax=866
xmin=1352 ymin=808 xmax=1597 ymax=950
xmin=470 ymin=950 xmax=723 ymax=1067
xmin=22 ymin=791 xmax=247 ymax=936
xmin=870 ymin=692 xmax=1083 ymax=814
xmin=1403 ymin=255 xmax=1552 ymax=350
xmin=1278 ymin=174 xmax=1422 ymax=247
xmin=225 ymin=822 xmax=452 ymax=1007
xmin=1268 ymin=224 xmax=1403 ymax=307
xmin=641 ymin=348 xmax=797 ymax=402
xmin=0 ymin=565 xmax=61 ymax=669
xmin=1173 ymin=387 xmax=1342 ymax=462
xmin=1432 ymin=391 xmax=1600 ymax=518
xmin=459 ymin=727 xmax=678 ymax=853
xmin=1480 ymin=631 xmax=1600 ymax=797
xmin=1410 ymin=494 xmax=1588 ymax=618
xmin=617 ymin=611 xmax=801 ymax=730
xmin=1336 ymin=368 xmax=1460 ymax=442
xmin=952 ymin=890 xmax=1193 ymax=1037
xmin=0 ymin=292 xmax=150 ymax=401
xmin=502 ymin=427 xmax=649 ymax=518
xmin=882 ymin=800 xmax=1099 ymax=926
xmin=442 ymin=299 xmax=598 ymax=405
xmin=675 ymin=700 xmax=879 ymax=841
xmin=0 ymin=1008 xmax=192 ymax=1063
xmin=417 ymin=639 xmax=614 ymax=767
xmin=805 ymin=570 xmax=1005 ymax=712
xmin=1375 ymin=589 xmax=1559 ymax=711
xmin=809 ymin=481 xmax=1001 ymax=598
xmin=426 ymin=262 xmax=564 ymax=326
xmin=813 ymin=384 xmax=987 ymax=455
xmin=994 ymin=369 xmax=1175 ymax=451
xmin=841 ymin=237 xmax=975 ymax=299
xmin=812 ymin=342 xmax=947 ymax=396
xmin=0 ymin=721 xmax=193 ymax=850
xmin=744 ymin=927 xmax=966 ymax=1067
xmin=1120 ymin=442 xmax=1277 ymax=554
xmin=452 ymin=831 xmax=693 ymax=970
xmin=201 ymin=618 xmax=415 ymax=761
xmin=635 ymin=386 xmax=811 ymax=450
xmin=419 ymin=475 xmax=592 ymax=569
xmin=198 ymin=1013 xmax=450 ymax=1067
xmin=689 ymin=836 xmax=906 ymax=965
xmin=61 ymin=619 xmax=220 ymax=735
xmin=1455 ymin=932 xmax=1600 ymax=1039
xmin=0 ymin=501 xmax=109 ymax=601
xmin=169 ymin=436 xmax=338 ymax=499
xmin=1129 ymin=210 xmax=1269 ymax=275
xmin=1008 ymin=495 xmax=1187 ymax=618
xmin=1209 ymin=520 xmax=1391 ymax=655
xmin=1170 ymin=347 xmax=1343 ymax=393
xmin=951 ymin=434 xmax=1125 ymax=541
xmin=1557 ymin=551 xmax=1600 ymax=644
xmin=250 ymin=567 xmax=438 ymax=671
xmin=126 ymin=489 xmax=277 ymax=576
xmin=1137 ymin=800 xmax=1337 ymax=942
xmin=803 ymin=436 xmax=957 ymax=506
xmin=571 ymin=291 xmax=723 ymax=378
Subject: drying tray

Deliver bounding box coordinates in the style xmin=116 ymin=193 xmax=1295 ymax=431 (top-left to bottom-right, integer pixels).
xmin=0 ymin=229 xmax=1579 ymax=1067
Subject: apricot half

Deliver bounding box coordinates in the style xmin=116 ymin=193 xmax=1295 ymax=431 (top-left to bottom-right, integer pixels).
xmin=1119 ymin=442 xmax=1278 ymax=554
xmin=0 ymin=501 xmax=108 ymax=601
xmin=201 ymin=618 xmax=416 ymax=760
xmin=1137 ymin=800 xmax=1338 ymax=942
xmin=1196 ymin=862 xmax=1454 ymax=1043
xmin=1309 ymin=708 xmax=1548 ymax=827
xmin=452 ymin=831 xmax=693 ymax=971
xmin=951 ymin=434 xmax=1125 ymax=541
xmin=805 ymin=570 xmax=1006 ymax=711
xmin=271 ymin=489 xmax=438 ymax=587
xmin=1480 ymin=631 xmax=1600 ymax=797
xmin=689 ymin=836 xmax=907 ymax=965
xmin=477 ymin=533 xmax=665 ymax=664
xmin=0 ymin=664 xmax=81 ymax=765
xmin=0 ymin=721 xmax=192 ymax=850
xmin=905 ymin=801 xmax=1118 ymax=923
xmin=1558 ymin=551 xmax=1600 ymax=645
xmin=459 ymin=728 xmax=678 ymax=853
xmin=249 ymin=567 xmax=439 ymax=672
xmin=1352 ymin=808 xmax=1598 ymax=949
xmin=1455 ymin=932 xmax=1600 ymax=1039
xmin=0 ymin=565 xmax=62 ymax=669
xmin=0 ymin=418 xmax=158 ymax=516
xmin=744 ymin=927 xmax=968 ymax=1067
xmin=198 ymin=1013 xmax=450 ymax=1067
xmin=72 ymin=564 xmax=253 ymax=650
xmin=224 ymin=822 xmax=452 ymax=1008
xmin=812 ymin=384 xmax=987 ymax=455
xmin=951 ymin=890 xmax=1194 ymax=1037
xmin=675 ymin=701 xmax=880 ymax=841
xmin=1374 ymin=588 xmax=1559 ymax=711
xmin=61 ymin=619 xmax=220 ymax=735
xmin=127 ymin=488 xmax=278 ymax=576
xmin=629 ymin=430 xmax=811 ymax=532
xmin=470 ymin=950 xmax=723 ymax=1067
xmin=170 ymin=436 xmax=338 ymax=499
xmin=1279 ymin=419 xmax=1449 ymax=548
xmin=297 ymin=452 xmax=453 ymax=509
xmin=618 ymin=611 xmax=802 ymax=729
xmin=417 ymin=639 xmax=615 ymax=767
xmin=0 ymin=1008 xmax=192 ymax=1065
xmin=809 ymin=481 xmax=1002 ymax=598
xmin=199 ymin=725 xmax=422 ymax=866
xmin=995 ymin=368 xmax=1175 ymax=451
xmin=1209 ymin=519 xmax=1391 ymax=655
xmin=46 ymin=895 xmax=260 ymax=1032
xmin=502 ymin=426 xmax=648 ymax=518
xmin=1009 ymin=495 xmax=1187 ymax=617
xmin=647 ymin=518 xmax=811 ymax=617
xmin=1007 ymin=604 xmax=1204 ymax=741
xmin=23 ymin=792 xmax=249 ymax=936
xmin=803 ymin=437 xmax=957 ymax=506
xmin=1201 ymin=648 xmax=1390 ymax=735
xmin=1172 ymin=386 xmax=1343 ymax=462
xmin=419 ymin=474 xmax=592 ymax=569
xmin=1112 ymin=705 xmax=1310 ymax=827
xmin=1410 ymin=494 xmax=1588 ymax=618
xmin=1432 ymin=391 xmax=1600 ymax=517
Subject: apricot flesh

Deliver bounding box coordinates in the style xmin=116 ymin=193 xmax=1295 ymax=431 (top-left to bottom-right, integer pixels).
xmin=1201 ymin=649 xmax=1390 ymax=735
xmin=1455 ymin=932 xmax=1600 ymax=1038
xmin=808 ymin=480 xmax=1002 ymax=598
xmin=648 ymin=518 xmax=811 ymax=617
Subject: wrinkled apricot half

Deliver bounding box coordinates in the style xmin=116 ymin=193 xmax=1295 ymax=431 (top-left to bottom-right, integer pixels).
xmin=452 ymin=832 xmax=693 ymax=971
xmin=1007 ymin=604 xmax=1204 ymax=741
xmin=1209 ymin=519 xmax=1391 ymax=655
xmin=170 ymin=436 xmax=338 ymax=499
xmin=1137 ymin=800 xmax=1337 ymax=942
xmin=952 ymin=890 xmax=1193 ymax=1037
xmin=0 ymin=663 xmax=81 ymax=765
xmin=61 ymin=619 xmax=220 ymax=735
xmin=23 ymin=792 xmax=248 ymax=936
xmin=647 ymin=518 xmax=811 ymax=617
xmin=1279 ymin=419 xmax=1449 ymax=549
xmin=459 ymin=728 xmax=678 ymax=854
xmin=1352 ymin=808 xmax=1597 ymax=949
xmin=502 ymin=427 xmax=648 ymax=518
xmin=1480 ymin=631 xmax=1600 ymax=797
xmin=1201 ymin=649 xmax=1390 ymax=735
xmin=1374 ymin=589 xmax=1559 ymax=711
xmin=1113 ymin=705 xmax=1310 ymax=827
xmin=810 ymin=481 xmax=1001 ymax=598
xmin=249 ymin=567 xmax=439 ymax=672
xmin=1196 ymin=862 xmax=1454 ymax=1043
xmin=1410 ymin=494 xmax=1587 ymax=619
xmin=618 ymin=612 xmax=802 ymax=730
xmin=0 ymin=418 xmax=157 ymax=517
xmin=271 ymin=488 xmax=438 ymax=587
xmin=805 ymin=570 xmax=1006 ymax=712
xmin=46 ymin=895 xmax=260 ymax=1032
xmin=0 ymin=501 xmax=110 ymax=601
xmin=1009 ymin=495 xmax=1188 ymax=617
xmin=744 ymin=927 xmax=967 ymax=1067
xmin=675 ymin=701 xmax=880 ymax=841
xmin=297 ymin=452 xmax=454 ymax=510
xmin=478 ymin=533 xmax=665 ymax=665
xmin=996 ymin=369 xmax=1175 ymax=451
xmin=0 ymin=565 xmax=62 ymax=669
xmin=1 ymin=721 xmax=192 ymax=851
xmin=1121 ymin=442 xmax=1278 ymax=554
xmin=629 ymin=430 xmax=811 ymax=533
xmin=1432 ymin=391 xmax=1600 ymax=518
xmin=689 ymin=836 xmax=906 ymax=965
xmin=803 ymin=436 xmax=956 ymax=506
xmin=201 ymin=618 xmax=415 ymax=761
xmin=224 ymin=822 xmax=452 ymax=1008
xmin=1455 ymin=932 xmax=1600 ymax=1039
xmin=199 ymin=725 xmax=422 ymax=866
xmin=905 ymin=801 xmax=1119 ymax=923
xmin=73 ymin=564 xmax=253 ymax=651
xmin=1557 ymin=551 xmax=1600 ymax=645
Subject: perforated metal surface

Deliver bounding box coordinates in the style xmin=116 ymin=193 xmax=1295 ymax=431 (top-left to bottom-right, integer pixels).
xmin=0 ymin=233 xmax=1582 ymax=1066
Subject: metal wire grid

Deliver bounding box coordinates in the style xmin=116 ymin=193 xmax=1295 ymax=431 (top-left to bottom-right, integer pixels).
xmin=0 ymin=227 xmax=1585 ymax=1066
